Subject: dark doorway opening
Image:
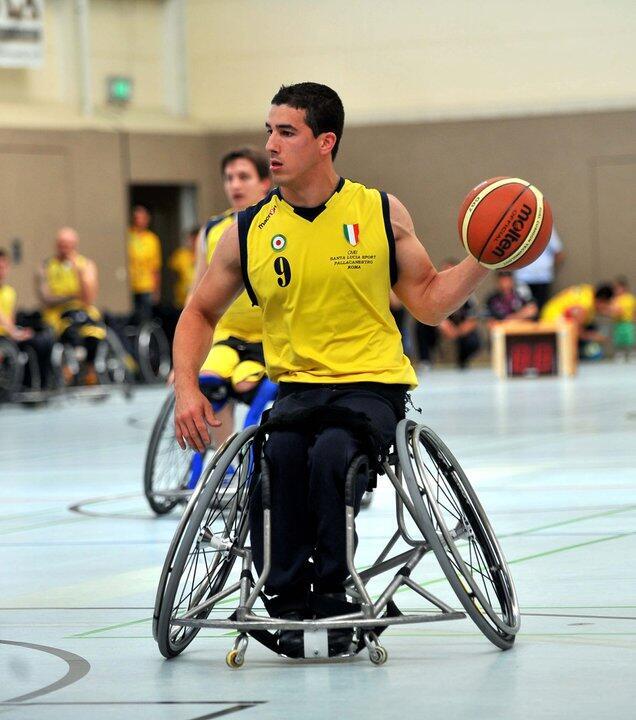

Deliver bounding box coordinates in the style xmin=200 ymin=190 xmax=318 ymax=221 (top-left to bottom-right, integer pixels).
xmin=128 ymin=184 xmax=198 ymax=307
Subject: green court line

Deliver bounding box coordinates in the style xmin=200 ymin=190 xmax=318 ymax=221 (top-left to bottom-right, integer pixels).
xmin=67 ymin=509 xmax=636 ymax=638
xmin=0 ymin=515 xmax=91 ymax=536
xmin=498 ymin=505 xmax=636 ymax=539
xmin=69 ymin=617 xmax=151 ymax=637
xmin=0 ymin=508 xmax=58 ymax=523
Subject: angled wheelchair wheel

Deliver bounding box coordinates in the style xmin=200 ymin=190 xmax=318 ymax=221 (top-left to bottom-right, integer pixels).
xmin=95 ymin=330 xmax=129 ymax=386
xmin=397 ymin=419 xmax=520 ymax=650
xmin=137 ymin=321 xmax=171 ymax=384
xmin=144 ymin=390 xmax=199 ymax=515
xmin=0 ymin=337 xmax=23 ymax=402
xmin=155 ymin=426 xmax=257 ymax=658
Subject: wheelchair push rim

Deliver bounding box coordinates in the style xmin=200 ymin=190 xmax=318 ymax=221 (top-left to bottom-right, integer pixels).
xmin=397 ymin=419 xmax=520 ymax=646
xmin=155 ymin=426 xmax=257 ymax=658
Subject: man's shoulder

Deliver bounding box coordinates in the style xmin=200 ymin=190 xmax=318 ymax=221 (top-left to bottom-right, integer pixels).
xmin=204 ymin=210 xmax=234 ymax=234
xmin=238 ymin=190 xmax=280 ymax=234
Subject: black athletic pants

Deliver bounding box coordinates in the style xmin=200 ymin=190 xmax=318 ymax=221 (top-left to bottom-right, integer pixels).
xmin=249 ymin=384 xmax=405 ymax=605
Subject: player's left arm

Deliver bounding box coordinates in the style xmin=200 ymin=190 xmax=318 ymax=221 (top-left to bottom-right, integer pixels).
xmin=390 ymin=194 xmax=488 ymax=325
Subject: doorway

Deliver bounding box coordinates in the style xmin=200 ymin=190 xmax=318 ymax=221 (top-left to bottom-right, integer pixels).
xmin=128 ymin=184 xmax=198 ymax=307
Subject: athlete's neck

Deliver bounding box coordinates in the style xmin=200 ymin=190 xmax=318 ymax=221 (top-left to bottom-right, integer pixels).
xmin=279 ymin=168 xmax=340 ymax=208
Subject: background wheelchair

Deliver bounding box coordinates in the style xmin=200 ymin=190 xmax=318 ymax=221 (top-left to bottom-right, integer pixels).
xmin=153 ymin=418 xmax=520 ymax=667
xmin=104 ymin=313 xmax=171 ymax=385
xmin=0 ymin=335 xmax=26 ymax=402
xmin=144 ymin=377 xmax=278 ymax=515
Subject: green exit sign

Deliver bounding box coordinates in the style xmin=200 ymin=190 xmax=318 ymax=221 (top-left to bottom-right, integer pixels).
xmin=107 ymin=76 xmax=133 ymax=104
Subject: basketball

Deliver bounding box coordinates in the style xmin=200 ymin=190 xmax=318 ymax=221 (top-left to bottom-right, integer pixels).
xmin=458 ymin=177 xmax=553 ymax=270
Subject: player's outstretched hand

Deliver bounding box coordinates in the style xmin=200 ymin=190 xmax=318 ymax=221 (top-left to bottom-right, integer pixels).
xmin=174 ymin=386 xmax=220 ymax=452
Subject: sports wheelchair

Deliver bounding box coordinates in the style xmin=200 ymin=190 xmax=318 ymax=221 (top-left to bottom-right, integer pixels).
xmin=153 ymin=419 xmax=519 ymax=666
xmin=144 ymin=377 xmax=278 ymax=515
xmin=104 ymin=313 xmax=171 ymax=385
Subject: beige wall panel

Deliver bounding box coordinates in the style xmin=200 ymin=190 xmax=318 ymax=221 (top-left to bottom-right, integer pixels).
xmin=69 ymin=130 xmax=130 ymax=312
xmin=0 ymin=143 xmax=71 ymax=309
xmin=187 ymin=0 xmax=636 ymax=130
xmin=90 ymin=0 xmax=164 ymax=112
xmin=593 ymin=160 xmax=636 ymax=281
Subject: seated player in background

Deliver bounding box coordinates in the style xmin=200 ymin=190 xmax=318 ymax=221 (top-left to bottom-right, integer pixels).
xmin=486 ymin=270 xmax=538 ymax=328
xmin=0 ymin=248 xmax=55 ymax=390
xmin=540 ymin=282 xmax=615 ymax=355
xmin=191 ymin=147 xmax=272 ymax=444
xmin=168 ymin=226 xmax=198 ymax=311
xmin=36 ymin=227 xmax=105 ymax=384
xmin=612 ymin=276 xmax=635 ymax=360
xmin=437 ymin=258 xmax=483 ymax=369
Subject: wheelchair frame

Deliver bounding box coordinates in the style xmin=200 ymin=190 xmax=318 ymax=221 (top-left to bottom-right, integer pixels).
xmin=153 ymin=419 xmax=520 ymax=666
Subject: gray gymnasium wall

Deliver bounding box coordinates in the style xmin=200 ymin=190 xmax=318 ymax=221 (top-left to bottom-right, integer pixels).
xmin=2 ymin=108 xmax=635 ymax=313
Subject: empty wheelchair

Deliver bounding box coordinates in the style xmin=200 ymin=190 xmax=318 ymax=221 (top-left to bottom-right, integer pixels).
xmin=153 ymin=417 xmax=519 ymax=666
xmin=144 ymin=377 xmax=278 ymax=515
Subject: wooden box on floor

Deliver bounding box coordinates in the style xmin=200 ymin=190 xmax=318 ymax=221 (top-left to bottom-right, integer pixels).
xmin=491 ymin=321 xmax=577 ymax=378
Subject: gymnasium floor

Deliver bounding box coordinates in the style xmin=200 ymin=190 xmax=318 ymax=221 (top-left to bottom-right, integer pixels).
xmin=1 ymin=364 xmax=634 ymax=720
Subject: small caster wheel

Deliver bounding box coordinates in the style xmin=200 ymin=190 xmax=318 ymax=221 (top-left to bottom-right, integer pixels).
xmin=226 ymin=649 xmax=244 ymax=668
xmin=369 ymin=645 xmax=388 ymax=665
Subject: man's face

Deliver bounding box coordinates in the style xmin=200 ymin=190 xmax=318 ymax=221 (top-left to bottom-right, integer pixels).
xmin=0 ymin=256 xmax=9 ymax=282
xmin=132 ymin=208 xmax=150 ymax=230
xmin=595 ymin=298 xmax=614 ymax=317
xmin=498 ymin=274 xmax=514 ymax=293
xmin=265 ymin=104 xmax=325 ymax=185
xmin=223 ymin=158 xmax=270 ymax=211
xmin=56 ymin=230 xmax=78 ymax=259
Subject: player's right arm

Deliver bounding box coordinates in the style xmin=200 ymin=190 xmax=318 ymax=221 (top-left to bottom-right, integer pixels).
xmin=173 ymin=221 xmax=244 ymax=452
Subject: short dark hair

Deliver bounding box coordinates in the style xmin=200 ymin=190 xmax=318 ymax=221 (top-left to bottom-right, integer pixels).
xmin=595 ymin=283 xmax=614 ymax=301
xmin=497 ymin=270 xmax=513 ymax=278
xmin=0 ymin=248 xmax=8 ymax=260
xmin=220 ymin=147 xmax=270 ymax=181
xmin=271 ymin=82 xmax=345 ymax=160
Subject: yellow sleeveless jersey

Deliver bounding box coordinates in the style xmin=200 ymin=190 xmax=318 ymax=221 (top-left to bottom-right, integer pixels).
xmin=0 ymin=284 xmax=17 ymax=336
xmin=168 ymin=246 xmax=195 ymax=308
xmin=541 ymin=284 xmax=595 ymax=324
xmin=614 ymin=292 xmax=636 ymax=322
xmin=238 ymin=178 xmax=416 ymax=387
xmin=128 ymin=229 xmax=161 ymax=293
xmin=205 ymin=211 xmax=263 ymax=344
xmin=42 ymin=255 xmax=101 ymax=332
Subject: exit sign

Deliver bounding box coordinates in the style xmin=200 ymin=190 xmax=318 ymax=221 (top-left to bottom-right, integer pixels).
xmin=107 ymin=76 xmax=133 ymax=104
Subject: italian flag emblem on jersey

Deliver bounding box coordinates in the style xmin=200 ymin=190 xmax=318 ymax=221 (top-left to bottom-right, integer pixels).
xmin=343 ymin=223 xmax=360 ymax=246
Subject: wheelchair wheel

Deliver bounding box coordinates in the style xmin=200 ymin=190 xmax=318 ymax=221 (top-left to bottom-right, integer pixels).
xmin=0 ymin=337 xmax=23 ymax=401
xmin=397 ymin=419 xmax=520 ymax=650
xmin=95 ymin=330 xmax=129 ymax=385
xmin=155 ymin=426 xmax=257 ymax=658
xmin=144 ymin=390 xmax=199 ymax=515
xmin=136 ymin=321 xmax=171 ymax=384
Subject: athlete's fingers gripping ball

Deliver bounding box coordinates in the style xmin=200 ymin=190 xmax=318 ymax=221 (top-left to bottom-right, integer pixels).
xmin=458 ymin=176 xmax=553 ymax=270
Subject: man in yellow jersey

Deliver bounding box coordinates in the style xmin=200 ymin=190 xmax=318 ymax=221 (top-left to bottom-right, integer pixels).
xmin=168 ymin=226 xmax=198 ymax=310
xmin=1 ymin=248 xmax=55 ymax=390
xmin=192 ymin=147 xmax=272 ymax=444
xmin=541 ymin=282 xmax=615 ymax=348
xmin=611 ymin=276 xmax=635 ymax=358
xmin=36 ymin=227 xmax=105 ymax=381
xmin=173 ymin=83 xmax=492 ymax=656
xmin=128 ymin=205 xmax=162 ymax=321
